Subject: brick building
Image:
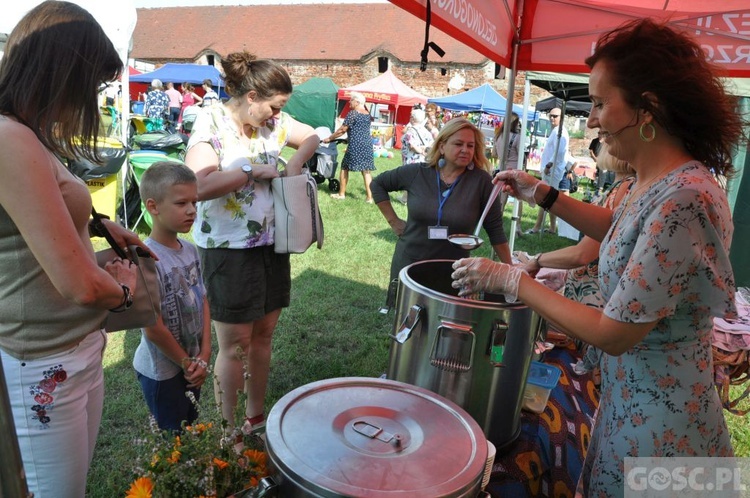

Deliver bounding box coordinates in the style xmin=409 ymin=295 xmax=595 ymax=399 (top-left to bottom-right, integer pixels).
xmin=132 ymin=3 xmax=536 ymax=102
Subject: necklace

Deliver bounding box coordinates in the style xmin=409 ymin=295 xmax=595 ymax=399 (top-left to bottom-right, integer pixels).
xmin=440 ymin=170 xmax=459 ymax=186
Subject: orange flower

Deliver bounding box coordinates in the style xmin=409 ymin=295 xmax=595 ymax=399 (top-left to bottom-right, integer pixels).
xmin=167 ymin=450 xmax=181 ymax=464
xmin=243 ymin=449 xmax=267 ymax=469
xmin=213 ymin=457 xmax=229 ymax=470
xmin=126 ymin=477 xmax=154 ymax=498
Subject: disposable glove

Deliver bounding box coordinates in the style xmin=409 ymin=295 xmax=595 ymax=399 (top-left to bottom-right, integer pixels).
xmin=495 ymin=170 xmax=542 ymax=206
xmin=451 ymin=258 xmax=523 ymax=303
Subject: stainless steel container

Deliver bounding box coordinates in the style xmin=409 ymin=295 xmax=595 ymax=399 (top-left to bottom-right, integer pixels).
xmin=387 ymin=260 xmax=544 ymax=450
xmin=260 ymin=377 xmax=487 ymax=497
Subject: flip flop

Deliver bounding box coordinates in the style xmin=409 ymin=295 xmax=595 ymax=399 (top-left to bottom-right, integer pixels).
xmin=330 ymin=193 xmax=346 ymax=200
xmin=524 ymin=228 xmax=539 ymax=235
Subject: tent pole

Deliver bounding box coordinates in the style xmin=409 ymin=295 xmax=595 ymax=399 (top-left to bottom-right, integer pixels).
xmin=509 ymin=77 xmax=532 ymax=252
xmin=120 ymin=66 xmax=130 ymax=228
xmin=501 ymin=0 xmax=522 ymax=254
xmin=0 ymin=355 xmax=30 ymax=497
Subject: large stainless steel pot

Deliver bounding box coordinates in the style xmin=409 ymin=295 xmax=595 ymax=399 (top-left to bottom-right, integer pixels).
xmin=387 ymin=260 xmax=544 ymax=450
xmin=259 ymin=377 xmax=487 ymax=497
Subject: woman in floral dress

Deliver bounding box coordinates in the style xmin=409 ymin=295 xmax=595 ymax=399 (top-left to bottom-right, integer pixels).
xmin=185 ymin=51 xmax=318 ymax=433
xmin=452 ymin=19 xmax=744 ymax=497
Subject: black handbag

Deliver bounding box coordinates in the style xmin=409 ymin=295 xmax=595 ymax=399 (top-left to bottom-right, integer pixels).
xmin=566 ymin=169 xmax=579 ymax=194
xmin=91 ymin=209 xmax=161 ymax=332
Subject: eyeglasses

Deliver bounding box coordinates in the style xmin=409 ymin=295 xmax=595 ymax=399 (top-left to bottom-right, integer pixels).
xmin=550 ymin=114 xmax=561 ymax=118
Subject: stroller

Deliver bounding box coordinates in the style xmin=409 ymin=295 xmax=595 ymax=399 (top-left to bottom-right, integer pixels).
xmin=180 ymin=105 xmax=201 ymax=135
xmin=305 ymin=140 xmax=340 ymax=192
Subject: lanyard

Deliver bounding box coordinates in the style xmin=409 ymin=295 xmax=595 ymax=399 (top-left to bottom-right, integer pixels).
xmin=435 ymin=168 xmax=462 ymax=226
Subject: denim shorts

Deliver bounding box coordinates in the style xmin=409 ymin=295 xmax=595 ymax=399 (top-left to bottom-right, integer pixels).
xmin=198 ymin=246 xmax=291 ymax=323
xmin=558 ymin=175 xmax=571 ymax=191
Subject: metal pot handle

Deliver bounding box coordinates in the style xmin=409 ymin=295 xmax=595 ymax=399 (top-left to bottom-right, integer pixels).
xmin=390 ymin=305 xmax=422 ymax=344
xmin=430 ymin=321 xmax=475 ymax=372
xmin=253 ymin=477 xmax=278 ymax=498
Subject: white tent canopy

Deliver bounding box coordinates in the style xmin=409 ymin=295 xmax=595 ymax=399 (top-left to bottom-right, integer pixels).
xmin=1 ymin=0 xmax=137 ymax=145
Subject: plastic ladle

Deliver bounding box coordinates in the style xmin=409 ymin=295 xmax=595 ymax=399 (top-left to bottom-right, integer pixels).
xmin=448 ymin=181 xmax=503 ymax=251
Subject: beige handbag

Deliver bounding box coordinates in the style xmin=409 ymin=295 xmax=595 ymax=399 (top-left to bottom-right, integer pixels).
xmin=91 ymin=209 xmax=161 ymax=332
xmin=271 ymin=169 xmax=324 ymax=254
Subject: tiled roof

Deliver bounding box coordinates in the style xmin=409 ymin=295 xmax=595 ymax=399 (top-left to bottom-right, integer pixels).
xmin=132 ymin=4 xmax=488 ymax=65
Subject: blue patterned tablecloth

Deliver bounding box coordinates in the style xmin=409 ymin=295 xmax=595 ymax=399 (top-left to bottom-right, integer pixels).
xmin=487 ymin=345 xmax=600 ymax=498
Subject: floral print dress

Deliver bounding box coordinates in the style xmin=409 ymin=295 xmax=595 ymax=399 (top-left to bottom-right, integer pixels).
xmin=577 ymin=162 xmax=736 ymax=497
xmin=401 ymin=123 xmax=434 ymax=165
xmin=187 ymin=106 xmax=291 ymax=249
xmin=564 ymin=177 xmax=635 ymax=309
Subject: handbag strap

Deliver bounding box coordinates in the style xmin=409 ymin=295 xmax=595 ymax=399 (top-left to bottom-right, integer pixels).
xmin=91 ymin=207 xmax=128 ymax=260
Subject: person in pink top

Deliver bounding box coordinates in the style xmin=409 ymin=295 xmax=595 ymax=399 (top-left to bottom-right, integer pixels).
xmin=165 ymin=81 xmax=182 ymax=132
xmin=179 ymin=82 xmax=203 ymax=132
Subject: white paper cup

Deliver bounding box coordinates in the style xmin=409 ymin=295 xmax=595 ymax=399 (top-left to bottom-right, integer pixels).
xmin=481 ymin=440 xmax=496 ymax=490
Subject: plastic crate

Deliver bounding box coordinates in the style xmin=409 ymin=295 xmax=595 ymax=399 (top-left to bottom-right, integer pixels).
xmin=522 ymin=361 xmax=561 ymax=413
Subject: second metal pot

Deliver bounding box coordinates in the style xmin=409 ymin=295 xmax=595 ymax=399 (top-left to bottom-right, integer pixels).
xmin=387 ymin=260 xmax=544 ymax=450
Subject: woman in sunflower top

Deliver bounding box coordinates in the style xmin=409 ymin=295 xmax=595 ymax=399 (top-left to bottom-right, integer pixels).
xmin=184 ymin=51 xmax=318 ymax=434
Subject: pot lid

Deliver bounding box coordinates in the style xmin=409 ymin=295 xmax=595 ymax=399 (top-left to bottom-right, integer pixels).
xmin=266 ymin=377 xmax=487 ymax=497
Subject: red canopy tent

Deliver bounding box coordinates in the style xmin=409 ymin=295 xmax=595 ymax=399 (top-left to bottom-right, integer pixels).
xmin=387 ymin=0 xmax=750 ymax=76
xmin=128 ymin=66 xmax=148 ymax=104
xmin=388 ymin=0 xmax=750 ymax=246
xmin=338 ymin=69 xmax=429 ymax=125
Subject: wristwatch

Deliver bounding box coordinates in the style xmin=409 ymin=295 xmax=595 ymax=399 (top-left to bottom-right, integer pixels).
xmin=241 ymin=164 xmax=253 ymax=183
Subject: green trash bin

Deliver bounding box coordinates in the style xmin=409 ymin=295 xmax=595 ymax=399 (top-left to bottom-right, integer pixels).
xmin=127 ymin=150 xmax=184 ymax=229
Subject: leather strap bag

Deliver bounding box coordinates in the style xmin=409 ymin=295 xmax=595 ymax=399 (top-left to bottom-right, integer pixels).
xmin=271 ymin=169 xmax=324 ymax=254
xmin=91 ymin=209 xmax=161 ymax=332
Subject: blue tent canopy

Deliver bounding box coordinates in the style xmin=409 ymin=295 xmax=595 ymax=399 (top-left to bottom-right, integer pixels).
xmin=130 ymin=63 xmax=223 ymax=87
xmin=429 ymin=84 xmax=532 ymax=119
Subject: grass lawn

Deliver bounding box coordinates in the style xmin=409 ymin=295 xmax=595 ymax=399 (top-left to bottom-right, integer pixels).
xmin=85 ymin=145 xmax=749 ymax=496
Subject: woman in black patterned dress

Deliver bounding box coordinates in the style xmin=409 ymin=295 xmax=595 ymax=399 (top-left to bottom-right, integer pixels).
xmin=323 ymin=91 xmax=376 ymax=202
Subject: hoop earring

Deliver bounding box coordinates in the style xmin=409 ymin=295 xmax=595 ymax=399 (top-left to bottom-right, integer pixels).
xmin=639 ymin=122 xmax=656 ymax=142
xmin=438 ymin=157 xmax=446 ymax=168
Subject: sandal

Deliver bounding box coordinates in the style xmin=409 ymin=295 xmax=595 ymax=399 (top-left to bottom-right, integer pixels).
xmin=330 ymin=193 xmax=346 ymax=200
xmin=524 ymin=228 xmax=539 ymax=235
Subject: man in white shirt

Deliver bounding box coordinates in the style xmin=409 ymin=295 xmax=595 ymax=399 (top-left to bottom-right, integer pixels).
xmin=526 ymin=108 xmax=569 ymax=234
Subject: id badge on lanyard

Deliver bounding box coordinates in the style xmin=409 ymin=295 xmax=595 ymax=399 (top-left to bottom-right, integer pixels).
xmin=429 ymin=169 xmax=461 ymax=240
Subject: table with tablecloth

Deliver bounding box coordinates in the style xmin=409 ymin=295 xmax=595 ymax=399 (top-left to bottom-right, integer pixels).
xmin=486 ymin=343 xmax=600 ymax=498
